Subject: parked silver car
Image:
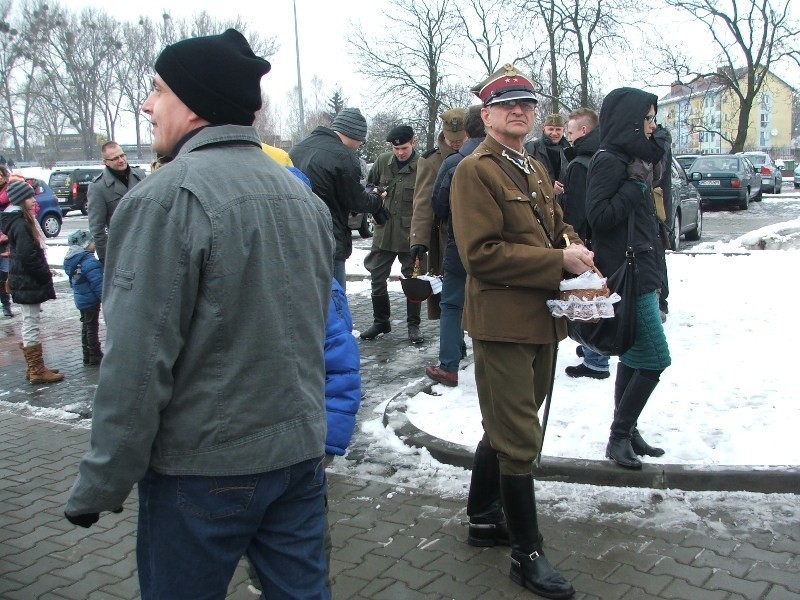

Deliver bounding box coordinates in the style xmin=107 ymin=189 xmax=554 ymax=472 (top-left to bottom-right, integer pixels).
xmin=794 ymin=164 xmax=800 ymax=189
xmin=737 ymin=152 xmax=782 ymax=194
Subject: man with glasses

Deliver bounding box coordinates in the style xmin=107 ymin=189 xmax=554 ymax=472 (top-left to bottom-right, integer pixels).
xmin=87 ymin=141 xmax=146 ymax=262
xmin=451 ymin=64 xmax=593 ymax=599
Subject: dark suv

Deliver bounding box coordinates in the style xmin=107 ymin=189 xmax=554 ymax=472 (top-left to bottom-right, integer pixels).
xmin=48 ymin=167 xmax=103 ymax=216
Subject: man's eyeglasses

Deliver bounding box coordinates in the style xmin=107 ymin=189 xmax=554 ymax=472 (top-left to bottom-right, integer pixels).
xmin=492 ymin=99 xmax=537 ymax=111
xmin=644 ymin=114 xmax=657 ymax=124
xmin=104 ymin=153 xmax=126 ymax=162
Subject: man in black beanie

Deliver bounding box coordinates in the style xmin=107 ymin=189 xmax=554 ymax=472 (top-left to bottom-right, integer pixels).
xmin=290 ymin=107 xmax=384 ymax=289
xmin=65 ymin=29 xmax=335 ymax=599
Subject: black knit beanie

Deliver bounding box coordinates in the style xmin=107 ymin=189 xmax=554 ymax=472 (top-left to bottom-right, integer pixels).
xmin=154 ymin=29 xmax=271 ymax=126
xmin=331 ymin=108 xmax=368 ymax=142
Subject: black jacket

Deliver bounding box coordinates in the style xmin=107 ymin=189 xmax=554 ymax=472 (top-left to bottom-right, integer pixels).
xmin=431 ymin=136 xmax=484 ymax=277
xmin=289 ymin=126 xmax=382 ymax=260
xmin=525 ymin=135 xmax=569 ymax=184
xmin=561 ymin=127 xmax=600 ymax=243
xmin=1 ymin=209 xmax=56 ymax=305
xmin=586 ymin=87 xmax=665 ymax=294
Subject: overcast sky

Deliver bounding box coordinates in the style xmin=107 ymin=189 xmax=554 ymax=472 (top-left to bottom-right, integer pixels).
xmin=63 ymin=0 xmax=799 ymax=144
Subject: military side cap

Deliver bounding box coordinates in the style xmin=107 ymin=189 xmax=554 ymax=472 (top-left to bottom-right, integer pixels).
xmin=386 ymin=125 xmax=414 ymax=145
xmin=471 ymin=64 xmax=538 ymax=106
xmin=544 ymin=113 xmax=565 ymax=127
xmin=440 ymin=108 xmax=466 ymax=142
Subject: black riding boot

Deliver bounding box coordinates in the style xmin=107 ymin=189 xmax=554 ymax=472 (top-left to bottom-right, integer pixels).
xmin=501 ymin=473 xmax=574 ymax=599
xmin=360 ymin=294 xmax=391 ymax=339
xmin=466 ymin=441 xmax=509 ymax=547
xmin=606 ymin=369 xmax=661 ymax=469
xmin=406 ymin=300 xmax=423 ymax=344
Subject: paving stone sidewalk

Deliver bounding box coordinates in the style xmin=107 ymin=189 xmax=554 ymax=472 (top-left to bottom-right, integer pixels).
xmin=2 ymin=410 xmax=799 ymax=599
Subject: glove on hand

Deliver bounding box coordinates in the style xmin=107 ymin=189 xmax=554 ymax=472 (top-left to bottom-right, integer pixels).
xmin=65 ymin=506 xmax=123 ymax=528
xmin=410 ymin=245 xmax=427 ymax=261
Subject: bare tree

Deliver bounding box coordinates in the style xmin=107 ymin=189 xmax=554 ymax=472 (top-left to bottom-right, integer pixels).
xmin=664 ymin=0 xmax=800 ymax=152
xmin=350 ymin=0 xmax=460 ymax=150
xmin=118 ymin=17 xmax=159 ymax=159
xmin=454 ymin=0 xmax=508 ymax=76
xmin=37 ymin=6 xmax=118 ymax=159
xmin=518 ymin=0 xmax=627 ymax=114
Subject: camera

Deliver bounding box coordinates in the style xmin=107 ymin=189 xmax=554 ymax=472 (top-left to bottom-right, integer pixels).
xmin=373 ymin=206 xmax=391 ymax=225
xmin=367 ymin=185 xmax=391 ymax=225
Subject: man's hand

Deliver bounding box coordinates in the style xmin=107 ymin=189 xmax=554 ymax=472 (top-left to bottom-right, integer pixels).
xmin=65 ymin=506 xmax=123 ymax=529
xmin=554 ymin=181 xmax=565 ymax=195
xmin=410 ymin=245 xmax=427 ymax=261
xmin=562 ymin=244 xmax=594 ymax=275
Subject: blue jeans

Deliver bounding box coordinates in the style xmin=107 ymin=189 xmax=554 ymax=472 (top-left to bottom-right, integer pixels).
xmin=582 ymin=346 xmax=610 ymax=371
xmin=137 ymin=457 xmax=330 ymax=600
xmin=439 ymin=270 xmax=466 ymax=371
xmin=333 ymin=260 xmax=346 ymax=292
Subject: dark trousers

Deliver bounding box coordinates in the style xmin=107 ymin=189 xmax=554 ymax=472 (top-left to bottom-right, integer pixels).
xmin=364 ymin=248 xmax=415 ymax=296
xmin=80 ymin=305 xmax=101 ymax=354
xmin=472 ymin=339 xmax=556 ymax=474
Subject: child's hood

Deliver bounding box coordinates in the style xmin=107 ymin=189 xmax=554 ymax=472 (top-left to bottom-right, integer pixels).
xmin=63 ymin=247 xmax=91 ymax=275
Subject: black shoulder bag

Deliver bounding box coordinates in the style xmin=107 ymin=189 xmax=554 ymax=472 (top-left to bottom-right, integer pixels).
xmin=568 ymin=211 xmax=638 ymax=356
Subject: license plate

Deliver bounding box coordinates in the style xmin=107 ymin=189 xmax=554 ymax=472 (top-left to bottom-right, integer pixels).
xmin=699 ymin=180 xmax=720 ymax=186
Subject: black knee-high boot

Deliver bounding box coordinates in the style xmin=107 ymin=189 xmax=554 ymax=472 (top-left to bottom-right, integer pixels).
xmin=501 ymin=473 xmax=574 ymax=599
xmin=466 ymin=441 xmax=508 ymax=547
xmin=606 ymin=369 xmax=661 ymax=469
xmin=615 ymin=364 xmax=664 ymax=457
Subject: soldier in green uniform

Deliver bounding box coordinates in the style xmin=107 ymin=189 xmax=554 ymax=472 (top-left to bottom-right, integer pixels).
xmin=361 ymin=125 xmax=422 ymax=343
xmin=410 ymin=108 xmax=466 ymax=319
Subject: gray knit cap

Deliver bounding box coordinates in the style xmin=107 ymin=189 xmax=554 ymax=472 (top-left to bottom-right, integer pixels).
xmin=331 ymin=108 xmax=368 ymax=142
xmin=6 ymin=180 xmax=34 ymax=206
xmin=68 ymin=229 xmax=94 ymax=249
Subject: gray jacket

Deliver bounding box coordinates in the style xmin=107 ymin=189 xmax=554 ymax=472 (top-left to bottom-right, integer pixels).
xmin=87 ymin=165 xmax=146 ymax=260
xmin=66 ymin=125 xmax=335 ymax=516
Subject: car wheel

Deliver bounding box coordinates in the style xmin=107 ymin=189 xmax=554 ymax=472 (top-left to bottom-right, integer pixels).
xmin=685 ymin=207 xmax=702 ymax=241
xmin=81 ymin=204 xmax=88 ymax=216
xmin=670 ymin=210 xmax=681 ymax=251
xmin=753 ymin=186 xmax=762 ymax=202
xmin=41 ymin=214 xmax=62 ymax=238
xmin=358 ymin=214 xmax=374 ymax=238
xmin=739 ymin=190 xmax=749 ymax=210
xmin=775 ymin=178 xmax=781 ymax=194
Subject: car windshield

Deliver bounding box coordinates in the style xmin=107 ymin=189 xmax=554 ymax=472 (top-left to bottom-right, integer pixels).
xmin=692 ymin=157 xmax=738 ymax=172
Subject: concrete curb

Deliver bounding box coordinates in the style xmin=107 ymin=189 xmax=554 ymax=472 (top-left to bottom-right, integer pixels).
xmin=383 ymin=381 xmax=800 ymax=495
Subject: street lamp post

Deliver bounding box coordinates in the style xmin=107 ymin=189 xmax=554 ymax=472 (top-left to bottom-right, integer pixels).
xmin=293 ymin=0 xmax=305 ymax=136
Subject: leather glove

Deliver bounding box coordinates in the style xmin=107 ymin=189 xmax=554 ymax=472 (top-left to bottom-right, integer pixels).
xmin=65 ymin=506 xmax=123 ymax=528
xmin=410 ymin=245 xmax=427 ymax=261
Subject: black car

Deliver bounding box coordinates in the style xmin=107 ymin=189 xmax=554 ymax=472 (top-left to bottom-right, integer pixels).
xmin=667 ymin=157 xmax=702 ymax=250
xmin=688 ymin=154 xmax=762 ymax=210
xmin=48 ymin=167 xmax=103 ymax=216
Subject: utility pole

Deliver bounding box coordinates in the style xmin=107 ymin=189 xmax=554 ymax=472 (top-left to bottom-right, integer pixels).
xmin=293 ymin=0 xmax=305 ymax=136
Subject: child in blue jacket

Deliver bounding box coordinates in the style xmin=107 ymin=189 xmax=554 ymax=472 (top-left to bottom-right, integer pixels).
xmin=63 ymin=230 xmax=103 ymax=365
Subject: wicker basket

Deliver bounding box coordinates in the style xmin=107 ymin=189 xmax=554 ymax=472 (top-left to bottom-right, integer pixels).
xmin=558 ymin=267 xmax=609 ymax=302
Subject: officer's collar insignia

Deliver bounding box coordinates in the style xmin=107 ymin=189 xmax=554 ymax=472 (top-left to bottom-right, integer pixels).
xmin=501 ymin=149 xmax=531 ymax=175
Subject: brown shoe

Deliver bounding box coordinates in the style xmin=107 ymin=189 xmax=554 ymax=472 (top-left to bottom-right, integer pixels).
xmin=425 ymin=365 xmax=458 ymax=387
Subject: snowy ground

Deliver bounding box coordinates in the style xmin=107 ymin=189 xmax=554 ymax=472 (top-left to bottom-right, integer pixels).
xmin=344 ymin=220 xmax=800 ymax=471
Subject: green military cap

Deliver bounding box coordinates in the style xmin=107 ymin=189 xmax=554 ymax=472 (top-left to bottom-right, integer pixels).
xmin=440 ymin=108 xmax=466 ymax=142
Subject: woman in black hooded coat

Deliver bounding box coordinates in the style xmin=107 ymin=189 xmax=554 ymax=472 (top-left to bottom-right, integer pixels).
xmin=586 ymin=87 xmax=671 ymax=469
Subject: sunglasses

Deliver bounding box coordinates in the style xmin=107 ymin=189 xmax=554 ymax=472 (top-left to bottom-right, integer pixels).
xmin=492 ymin=99 xmax=537 ymax=111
